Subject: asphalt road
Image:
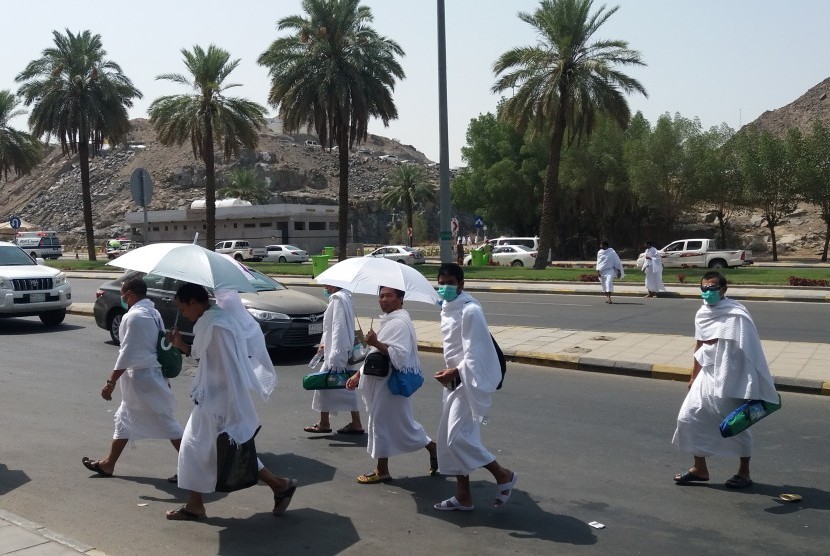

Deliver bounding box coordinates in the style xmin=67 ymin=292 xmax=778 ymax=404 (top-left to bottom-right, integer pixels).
xmin=1 ymin=313 xmax=829 ymax=555
xmin=69 ymin=277 xmax=830 ymax=343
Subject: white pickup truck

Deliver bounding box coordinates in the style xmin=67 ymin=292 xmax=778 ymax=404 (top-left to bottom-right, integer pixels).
xmin=647 ymin=238 xmax=753 ymax=269
xmin=215 ymin=240 xmax=267 ymax=262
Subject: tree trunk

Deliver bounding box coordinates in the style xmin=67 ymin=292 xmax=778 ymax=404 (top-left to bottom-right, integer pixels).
xmin=768 ymin=222 xmax=778 ymax=262
xmin=717 ymin=212 xmax=727 ymax=247
xmin=204 ymin=113 xmax=216 ymax=250
xmin=405 ymin=196 xmax=413 ymax=247
xmin=823 ymin=219 xmax=830 ymax=263
xmin=337 ymin=125 xmax=350 ymax=261
xmin=535 ymin=88 xmax=569 ymax=270
xmin=78 ymin=138 xmax=97 ymax=262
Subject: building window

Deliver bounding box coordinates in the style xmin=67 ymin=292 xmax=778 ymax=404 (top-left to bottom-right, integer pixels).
xmin=309 ymin=221 xmax=326 ymax=231
xmin=243 ymin=223 xmax=255 ymax=228
xmin=174 ymin=225 xmax=178 ymax=231
xmin=164 ymin=226 xmax=169 ymax=231
xmin=152 ymin=226 xmax=159 ymax=232
xmin=259 ymin=222 xmax=272 ymax=228
xmin=294 ymin=221 xmax=305 ymax=231
xmin=329 ymin=222 xmax=339 ymax=231
xmin=233 ymin=223 xmax=238 ymax=228
xmin=183 ymin=225 xmax=188 ymax=231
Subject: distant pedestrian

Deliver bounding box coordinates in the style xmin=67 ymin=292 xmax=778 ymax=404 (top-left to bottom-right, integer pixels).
xmin=303 ymin=285 xmax=364 ymax=435
xmin=642 ymin=241 xmax=665 ymax=298
xmin=596 ymin=241 xmax=624 ymax=304
xmin=672 ymin=271 xmax=778 ymax=489
xmin=456 ymin=240 xmax=465 ymax=265
xmin=432 ymin=263 xmax=518 ymax=511
xmin=82 ymin=277 xmax=183 ymax=480
xmin=165 ymin=283 xmax=296 ymax=520
xmin=345 ymin=286 xmax=438 ymax=484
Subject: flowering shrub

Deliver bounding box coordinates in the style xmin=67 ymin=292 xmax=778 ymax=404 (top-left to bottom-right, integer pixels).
xmin=677 ymin=274 xmax=686 ymax=283
xmin=579 ymin=273 xmax=600 ymax=282
xmin=787 ymin=276 xmax=829 ymax=287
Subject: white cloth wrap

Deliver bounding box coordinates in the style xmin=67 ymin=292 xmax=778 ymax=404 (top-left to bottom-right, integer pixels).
xmin=596 ymin=248 xmax=624 ymax=293
xmin=436 ymin=293 xmax=499 ymax=475
xmin=672 ymin=298 xmax=778 ymax=456
xmin=112 ymin=298 xmax=183 ymax=441
xmin=643 ymin=246 xmax=665 ymax=291
xmin=312 ymin=289 xmax=359 ymax=413
xmin=358 ymin=309 xmax=430 ymax=459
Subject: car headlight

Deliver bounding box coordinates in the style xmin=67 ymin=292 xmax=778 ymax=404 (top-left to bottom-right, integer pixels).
xmin=53 ymin=272 xmax=67 ymax=287
xmin=0 ymin=276 xmax=11 ymax=290
xmin=247 ymin=308 xmax=291 ymax=321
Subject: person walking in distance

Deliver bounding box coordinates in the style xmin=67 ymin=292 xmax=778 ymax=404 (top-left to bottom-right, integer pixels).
xmin=82 ymin=277 xmax=183 ymax=479
xmin=642 ymin=240 xmax=665 ymax=298
xmin=432 ymin=263 xmax=518 ymax=510
xmin=596 ymin=240 xmax=624 ymax=304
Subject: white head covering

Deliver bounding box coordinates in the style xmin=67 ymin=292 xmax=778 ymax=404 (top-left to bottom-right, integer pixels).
xmin=214 ymin=289 xmax=277 ymax=398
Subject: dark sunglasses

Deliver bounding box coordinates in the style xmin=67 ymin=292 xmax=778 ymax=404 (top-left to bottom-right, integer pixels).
xmin=700 ymin=285 xmax=721 ymax=292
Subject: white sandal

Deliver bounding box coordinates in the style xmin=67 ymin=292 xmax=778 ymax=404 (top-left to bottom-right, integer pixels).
xmin=494 ymin=472 xmax=519 ymax=507
xmin=434 ymin=496 xmax=474 ymax=511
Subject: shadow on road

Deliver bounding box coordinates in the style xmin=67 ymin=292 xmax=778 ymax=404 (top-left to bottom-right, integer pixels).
xmin=0 ymin=463 xmax=30 ymax=496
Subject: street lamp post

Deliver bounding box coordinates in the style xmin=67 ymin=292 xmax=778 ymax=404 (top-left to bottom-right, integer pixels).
xmin=437 ymin=0 xmax=452 ymax=263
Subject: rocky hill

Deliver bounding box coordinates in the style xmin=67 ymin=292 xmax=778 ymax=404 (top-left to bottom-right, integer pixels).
xmin=743 ymin=77 xmax=830 ymax=137
xmin=0 ymin=118 xmax=437 ymax=247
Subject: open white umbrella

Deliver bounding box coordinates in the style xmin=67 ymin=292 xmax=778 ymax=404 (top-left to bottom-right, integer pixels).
xmin=315 ymin=257 xmax=440 ymax=305
xmin=107 ymin=243 xmax=256 ymax=293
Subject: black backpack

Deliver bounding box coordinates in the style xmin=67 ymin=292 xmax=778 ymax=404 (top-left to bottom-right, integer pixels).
xmin=491 ymin=334 xmax=506 ymax=390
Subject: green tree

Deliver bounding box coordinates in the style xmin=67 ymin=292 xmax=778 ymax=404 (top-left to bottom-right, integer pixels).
xmin=734 ymin=129 xmax=799 ymax=261
xmin=798 ymin=122 xmax=830 ymax=261
xmin=624 ymin=113 xmax=701 ymax=238
xmin=219 ymin=168 xmax=271 ymax=204
xmin=381 ymin=164 xmax=435 ymax=246
xmin=149 ymin=45 xmax=267 ymax=251
xmin=258 ymin=0 xmax=405 ymax=260
xmin=16 ymin=29 xmax=141 ymax=260
xmin=0 ymin=90 xmax=42 ymax=183
xmin=452 ymin=111 xmax=544 ymax=236
xmin=492 ymin=0 xmax=646 ymax=268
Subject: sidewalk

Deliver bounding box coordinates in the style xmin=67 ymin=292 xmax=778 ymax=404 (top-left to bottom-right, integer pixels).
xmin=66 ymin=280 xmax=830 ymax=395
xmin=0 ymin=509 xmax=106 ymax=555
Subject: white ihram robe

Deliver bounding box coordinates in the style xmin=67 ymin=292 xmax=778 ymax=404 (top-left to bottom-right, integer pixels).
xmin=672 ymin=298 xmax=778 ymax=457
xmin=643 ymin=246 xmax=665 ymax=292
xmin=596 ymin=247 xmax=624 ymax=293
xmin=112 ymin=298 xmax=183 ymax=441
xmin=312 ymin=289 xmax=359 ymax=413
xmin=177 ymin=305 xmax=274 ymax=493
xmin=437 ymin=293 xmax=502 ymax=476
xmin=359 ymin=309 xmax=431 ymax=459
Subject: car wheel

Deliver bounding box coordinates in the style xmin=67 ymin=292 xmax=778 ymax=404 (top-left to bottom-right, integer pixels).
xmin=396 ymin=259 xmax=406 ymax=264
xmin=278 ymin=256 xmax=287 ymax=263
xmin=511 ymin=260 xmax=524 ymax=267
xmin=234 ymin=254 xmax=244 ymax=261
xmin=39 ymin=309 xmax=66 ymax=327
xmin=108 ymin=309 xmax=125 ymax=344
xmin=30 ymin=251 xmax=38 ymax=259
xmin=708 ymin=259 xmax=726 ymax=269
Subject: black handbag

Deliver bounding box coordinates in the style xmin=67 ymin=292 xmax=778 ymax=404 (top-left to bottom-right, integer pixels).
xmin=215 ymin=426 xmax=260 ymax=493
xmin=363 ymin=351 xmax=390 ymax=377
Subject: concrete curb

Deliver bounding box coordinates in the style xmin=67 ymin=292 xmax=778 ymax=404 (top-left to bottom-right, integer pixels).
xmin=0 ymin=509 xmax=108 ymax=555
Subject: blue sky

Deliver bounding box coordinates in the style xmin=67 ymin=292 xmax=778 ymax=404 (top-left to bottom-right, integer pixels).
xmin=2 ymin=0 xmax=829 ymax=167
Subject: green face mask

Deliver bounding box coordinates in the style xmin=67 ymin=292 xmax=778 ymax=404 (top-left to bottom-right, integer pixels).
xmin=120 ymin=295 xmax=129 ymax=310
xmin=323 ymin=289 xmax=331 ymax=299
xmin=437 ymin=284 xmax=459 ymax=302
xmin=700 ymin=289 xmax=721 ymax=305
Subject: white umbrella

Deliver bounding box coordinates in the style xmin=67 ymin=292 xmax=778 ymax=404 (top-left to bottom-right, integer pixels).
xmin=107 ymin=243 xmax=256 ymax=293
xmin=315 ymin=257 xmax=440 ymax=305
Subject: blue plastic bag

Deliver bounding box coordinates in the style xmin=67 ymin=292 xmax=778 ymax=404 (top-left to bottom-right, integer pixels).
xmin=387 ymin=368 xmax=424 ymax=397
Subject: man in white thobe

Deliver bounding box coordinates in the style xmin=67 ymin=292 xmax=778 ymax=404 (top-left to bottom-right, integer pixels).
xmin=304 ymin=285 xmax=364 ymax=435
xmin=431 ymin=263 xmax=518 ymax=511
xmin=672 ymin=271 xmax=778 ymax=489
xmin=165 ymin=283 xmax=296 ymax=520
xmin=642 ymin=241 xmax=665 ymax=297
xmin=596 ymin=241 xmax=624 ymax=304
xmin=345 ymin=286 xmax=437 ymax=484
xmin=82 ymin=277 xmax=182 ymax=479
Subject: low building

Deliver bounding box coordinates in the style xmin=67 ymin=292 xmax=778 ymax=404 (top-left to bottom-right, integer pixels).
xmin=125 ymin=199 xmax=350 ymax=255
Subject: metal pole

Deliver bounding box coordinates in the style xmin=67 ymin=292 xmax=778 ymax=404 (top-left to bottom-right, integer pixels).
xmin=437 ymin=0 xmax=452 ymax=263
xmin=140 ymin=173 xmax=149 ymax=243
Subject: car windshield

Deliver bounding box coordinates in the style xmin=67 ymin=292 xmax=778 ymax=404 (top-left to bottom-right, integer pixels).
xmin=403 ymin=247 xmax=420 ymax=253
xmin=511 ymin=245 xmax=532 ymax=252
xmin=0 ymin=245 xmax=36 ymax=265
xmin=246 ymin=268 xmax=286 ymax=292
xmin=283 ymin=245 xmax=302 ymax=251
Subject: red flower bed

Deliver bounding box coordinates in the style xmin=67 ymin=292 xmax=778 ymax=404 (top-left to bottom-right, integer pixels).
xmin=787 ymin=276 xmax=829 ymax=287
xmin=579 ymin=274 xmax=600 ymax=282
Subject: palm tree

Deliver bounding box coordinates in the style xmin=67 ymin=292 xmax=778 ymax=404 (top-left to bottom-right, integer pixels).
xmin=381 ymin=164 xmax=436 ymax=246
xmin=0 ymin=90 xmax=42 ymax=183
xmin=219 ymin=168 xmax=270 ymax=204
xmin=16 ymin=29 xmax=141 ymax=260
xmin=258 ymin=0 xmax=405 ymax=260
xmin=492 ymin=0 xmax=646 ymax=268
xmin=149 ymin=45 xmax=267 ymax=250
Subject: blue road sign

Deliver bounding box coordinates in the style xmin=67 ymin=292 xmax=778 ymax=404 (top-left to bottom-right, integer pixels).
xmin=9 ymin=215 xmax=21 ymax=229
xmin=474 ymin=216 xmax=484 ymax=228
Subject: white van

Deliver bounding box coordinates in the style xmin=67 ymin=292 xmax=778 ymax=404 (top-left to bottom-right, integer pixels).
xmin=15 ymin=231 xmax=63 ymax=259
xmin=487 ymin=236 xmax=540 ymax=251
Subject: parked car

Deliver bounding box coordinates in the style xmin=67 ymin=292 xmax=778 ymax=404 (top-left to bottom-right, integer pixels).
xmin=264 ymin=244 xmax=309 ymax=263
xmin=365 ymin=245 xmax=425 ymax=265
xmin=14 ymin=230 xmax=63 ymax=260
xmin=304 ymin=140 xmax=320 ymax=147
xmin=378 ymin=154 xmax=398 ymax=162
xmin=636 ymin=238 xmax=753 ymax=269
xmin=0 ymin=241 xmax=71 ymax=326
xmin=464 ymin=244 xmax=537 ymax=267
xmin=487 ymin=236 xmax=540 ymax=251
xmin=106 ymin=241 xmax=144 ymax=259
xmin=93 ymin=268 xmax=327 ymax=347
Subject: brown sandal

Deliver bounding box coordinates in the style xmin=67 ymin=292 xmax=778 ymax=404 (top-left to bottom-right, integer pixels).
xmin=303 ymin=423 xmax=332 ymax=433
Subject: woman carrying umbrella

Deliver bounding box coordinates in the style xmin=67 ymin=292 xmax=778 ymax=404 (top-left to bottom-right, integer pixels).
xmin=345 ymin=286 xmax=438 ymax=483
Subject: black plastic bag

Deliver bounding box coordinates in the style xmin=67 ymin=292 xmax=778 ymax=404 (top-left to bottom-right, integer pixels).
xmin=215 ymin=426 xmax=260 ymax=492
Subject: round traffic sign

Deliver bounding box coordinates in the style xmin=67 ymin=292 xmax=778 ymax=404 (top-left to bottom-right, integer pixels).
xmin=9 ymin=216 xmax=21 ymax=229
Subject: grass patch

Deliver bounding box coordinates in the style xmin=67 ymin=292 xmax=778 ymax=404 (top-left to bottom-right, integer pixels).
xmin=48 ymin=259 xmax=830 ymax=286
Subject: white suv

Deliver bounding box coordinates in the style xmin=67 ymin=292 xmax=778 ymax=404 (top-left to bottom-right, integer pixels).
xmin=0 ymin=241 xmax=72 ymax=326
xmin=487 ymin=236 xmax=540 ymax=251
